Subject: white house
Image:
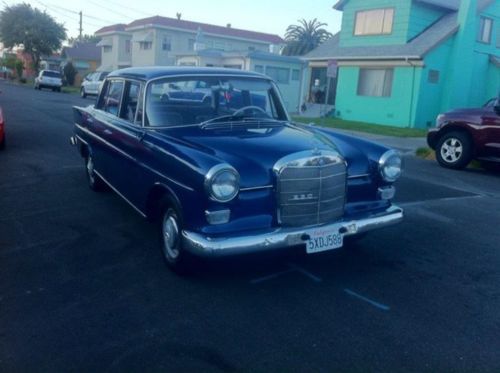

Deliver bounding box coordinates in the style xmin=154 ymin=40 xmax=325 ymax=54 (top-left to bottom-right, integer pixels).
xmin=95 ymin=16 xmax=284 ymax=71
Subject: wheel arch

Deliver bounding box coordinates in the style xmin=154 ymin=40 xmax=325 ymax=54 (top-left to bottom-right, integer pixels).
xmin=435 ymin=123 xmax=476 ymax=155
xmin=145 ymin=182 xmax=184 ymax=223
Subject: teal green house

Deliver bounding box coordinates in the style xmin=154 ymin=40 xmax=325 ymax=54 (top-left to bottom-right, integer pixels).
xmin=304 ymin=0 xmax=500 ymax=128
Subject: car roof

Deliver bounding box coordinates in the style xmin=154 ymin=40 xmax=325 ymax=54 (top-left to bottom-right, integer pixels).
xmin=107 ymin=66 xmax=268 ymax=81
xmin=41 ymin=70 xmax=61 ymax=73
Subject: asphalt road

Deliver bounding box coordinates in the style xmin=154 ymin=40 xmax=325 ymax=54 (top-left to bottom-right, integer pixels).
xmin=1 ymin=81 xmax=500 ymax=372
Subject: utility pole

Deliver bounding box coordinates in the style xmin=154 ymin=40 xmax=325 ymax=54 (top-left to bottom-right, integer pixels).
xmin=78 ymin=11 xmax=83 ymax=42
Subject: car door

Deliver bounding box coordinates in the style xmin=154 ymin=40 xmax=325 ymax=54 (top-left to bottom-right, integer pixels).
xmin=89 ymin=78 xmax=126 ymax=186
xmin=481 ymin=99 xmax=500 ymax=158
xmin=102 ymin=80 xmax=150 ymax=209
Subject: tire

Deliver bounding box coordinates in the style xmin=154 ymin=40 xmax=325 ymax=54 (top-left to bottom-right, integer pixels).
xmin=159 ymin=203 xmax=194 ymax=274
xmin=57 ymin=87 xmax=61 ymax=92
xmin=85 ymin=154 xmax=105 ymax=191
xmin=80 ymin=87 xmax=87 ymax=98
xmin=435 ymin=131 xmax=472 ymax=169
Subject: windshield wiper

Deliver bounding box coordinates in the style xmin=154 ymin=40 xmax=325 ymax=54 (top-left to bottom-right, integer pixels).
xmin=200 ymin=114 xmax=268 ymax=128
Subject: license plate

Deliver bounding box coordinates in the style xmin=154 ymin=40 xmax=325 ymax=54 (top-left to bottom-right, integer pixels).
xmin=306 ymin=226 xmax=344 ymax=254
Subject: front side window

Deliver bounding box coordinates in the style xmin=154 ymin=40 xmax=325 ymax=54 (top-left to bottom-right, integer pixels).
xmin=357 ymin=68 xmax=394 ymax=97
xmin=145 ymin=77 xmax=287 ymax=127
xmin=103 ymin=45 xmax=112 ymax=53
xmin=100 ymin=80 xmax=124 ymax=116
xmin=354 ymin=8 xmax=394 ymax=36
xmin=125 ymin=40 xmax=131 ymax=54
xmin=478 ymin=17 xmax=493 ymax=44
xmin=265 ymin=66 xmax=290 ymax=84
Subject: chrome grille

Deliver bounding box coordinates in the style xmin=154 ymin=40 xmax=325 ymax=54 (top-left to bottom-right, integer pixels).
xmin=275 ymin=151 xmax=346 ymax=227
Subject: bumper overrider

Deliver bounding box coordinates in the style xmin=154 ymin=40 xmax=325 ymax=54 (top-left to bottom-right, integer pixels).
xmin=182 ymin=205 xmax=403 ymax=257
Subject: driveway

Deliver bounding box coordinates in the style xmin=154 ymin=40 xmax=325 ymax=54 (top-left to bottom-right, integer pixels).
xmin=1 ymin=81 xmax=500 ymax=372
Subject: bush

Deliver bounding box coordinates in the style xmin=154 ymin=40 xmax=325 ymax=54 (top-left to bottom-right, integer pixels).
xmin=63 ymin=62 xmax=78 ymax=86
xmin=14 ymin=60 xmax=24 ymax=79
xmin=19 ymin=77 xmax=27 ymax=84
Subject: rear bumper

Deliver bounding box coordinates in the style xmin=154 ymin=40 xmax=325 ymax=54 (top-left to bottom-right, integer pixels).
xmin=182 ymin=205 xmax=404 ymax=257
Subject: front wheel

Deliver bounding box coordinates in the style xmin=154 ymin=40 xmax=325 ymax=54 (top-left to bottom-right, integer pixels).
xmin=80 ymin=87 xmax=87 ymax=98
xmin=160 ymin=206 xmax=194 ymax=274
xmin=435 ymin=131 xmax=472 ymax=169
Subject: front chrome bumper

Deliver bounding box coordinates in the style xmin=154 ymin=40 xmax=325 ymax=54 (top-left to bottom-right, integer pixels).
xmin=182 ymin=205 xmax=404 ymax=257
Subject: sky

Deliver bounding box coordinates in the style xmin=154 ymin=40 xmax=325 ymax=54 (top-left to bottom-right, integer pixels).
xmin=1 ymin=0 xmax=343 ymax=41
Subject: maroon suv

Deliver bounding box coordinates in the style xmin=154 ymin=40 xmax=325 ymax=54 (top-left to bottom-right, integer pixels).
xmin=427 ymin=97 xmax=500 ymax=169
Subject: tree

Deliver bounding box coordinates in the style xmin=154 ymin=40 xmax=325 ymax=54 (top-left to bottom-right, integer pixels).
xmin=282 ymin=19 xmax=333 ymax=56
xmin=0 ymin=3 xmax=66 ymax=73
xmin=1 ymin=55 xmax=23 ymax=79
xmin=67 ymin=34 xmax=101 ymax=45
xmin=63 ymin=62 xmax=78 ymax=86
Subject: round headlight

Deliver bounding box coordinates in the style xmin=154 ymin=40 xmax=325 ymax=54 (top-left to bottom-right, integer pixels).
xmin=379 ymin=150 xmax=402 ymax=182
xmin=205 ymin=164 xmax=240 ymax=202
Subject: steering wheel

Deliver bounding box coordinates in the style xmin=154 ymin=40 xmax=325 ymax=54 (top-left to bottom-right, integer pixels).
xmin=232 ymin=106 xmax=271 ymax=118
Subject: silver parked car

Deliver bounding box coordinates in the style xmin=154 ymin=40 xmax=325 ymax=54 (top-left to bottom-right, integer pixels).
xmin=34 ymin=70 xmax=63 ymax=92
xmin=80 ymin=71 xmax=109 ymax=98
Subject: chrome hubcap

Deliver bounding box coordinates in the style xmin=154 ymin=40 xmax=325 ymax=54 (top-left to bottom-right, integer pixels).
xmin=440 ymin=138 xmax=463 ymax=163
xmin=86 ymin=157 xmax=95 ymax=184
xmin=162 ymin=212 xmax=180 ymax=260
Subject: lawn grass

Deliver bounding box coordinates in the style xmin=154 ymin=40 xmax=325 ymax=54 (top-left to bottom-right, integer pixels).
xmin=293 ymin=116 xmax=427 ymax=138
xmin=62 ymin=86 xmax=81 ymax=95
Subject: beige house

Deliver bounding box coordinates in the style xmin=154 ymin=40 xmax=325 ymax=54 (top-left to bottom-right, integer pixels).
xmin=95 ymin=16 xmax=284 ymax=71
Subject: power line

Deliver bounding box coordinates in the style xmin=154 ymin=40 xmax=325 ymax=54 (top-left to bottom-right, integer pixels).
xmin=84 ymin=0 xmax=136 ymax=21
xmin=97 ymin=0 xmax=153 ymax=18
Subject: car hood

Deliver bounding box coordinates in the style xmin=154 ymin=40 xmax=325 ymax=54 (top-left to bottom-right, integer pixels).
xmin=156 ymin=123 xmax=377 ymax=188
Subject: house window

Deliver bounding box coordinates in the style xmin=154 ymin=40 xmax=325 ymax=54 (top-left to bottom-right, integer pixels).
xmin=266 ymin=66 xmax=290 ymax=84
xmin=125 ymin=40 xmax=131 ymax=54
xmin=254 ymin=65 xmax=264 ymax=74
xmin=248 ymin=46 xmax=256 ymax=51
xmin=223 ymin=64 xmax=242 ymax=70
xmin=292 ymin=69 xmax=300 ymax=81
xmin=428 ymin=69 xmax=440 ymax=84
xmin=103 ymin=45 xmax=112 ymax=53
xmin=139 ymin=41 xmax=152 ymax=50
xmin=357 ymin=68 xmax=394 ymax=97
xmin=354 ymin=8 xmax=394 ymax=36
xmin=188 ymin=39 xmax=195 ymax=51
xmin=478 ymin=17 xmax=493 ymax=44
xmin=162 ymin=36 xmax=172 ymax=51
xmin=214 ymin=41 xmax=225 ymax=50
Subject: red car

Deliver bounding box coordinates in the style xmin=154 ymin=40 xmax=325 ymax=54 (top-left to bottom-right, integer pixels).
xmin=427 ymin=97 xmax=500 ymax=169
xmin=0 ymin=106 xmax=5 ymax=151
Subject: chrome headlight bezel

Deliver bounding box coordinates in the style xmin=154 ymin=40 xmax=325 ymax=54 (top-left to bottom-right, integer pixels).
xmin=204 ymin=164 xmax=240 ymax=203
xmin=378 ymin=150 xmax=402 ymax=183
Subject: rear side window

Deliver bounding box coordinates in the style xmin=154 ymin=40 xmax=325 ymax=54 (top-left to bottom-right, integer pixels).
xmin=43 ymin=71 xmax=61 ymax=78
xmin=100 ymin=80 xmax=124 ymax=116
xmin=120 ymin=81 xmax=143 ymax=124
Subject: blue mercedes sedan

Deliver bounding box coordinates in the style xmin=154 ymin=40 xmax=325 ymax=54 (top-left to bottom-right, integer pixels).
xmin=71 ymin=67 xmax=403 ymax=273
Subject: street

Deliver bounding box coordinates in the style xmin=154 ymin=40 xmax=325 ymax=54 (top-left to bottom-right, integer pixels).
xmin=1 ymin=81 xmax=500 ymax=372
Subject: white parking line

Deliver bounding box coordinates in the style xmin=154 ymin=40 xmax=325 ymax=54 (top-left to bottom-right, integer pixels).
xmin=287 ymin=263 xmax=322 ymax=283
xmin=344 ymin=288 xmax=390 ymax=311
xmin=249 ymin=269 xmax=294 ymax=284
xmin=410 ymin=206 xmax=454 ymax=224
xmin=399 ymin=194 xmax=483 ymax=208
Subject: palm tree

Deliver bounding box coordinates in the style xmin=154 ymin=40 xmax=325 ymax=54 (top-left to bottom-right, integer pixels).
xmin=282 ymin=19 xmax=333 ymax=56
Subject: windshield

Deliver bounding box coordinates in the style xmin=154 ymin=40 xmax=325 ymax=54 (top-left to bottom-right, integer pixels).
xmin=145 ymin=76 xmax=288 ymax=127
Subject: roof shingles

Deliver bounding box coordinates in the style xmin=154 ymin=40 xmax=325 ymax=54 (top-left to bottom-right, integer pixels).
xmin=96 ymin=16 xmax=283 ymax=44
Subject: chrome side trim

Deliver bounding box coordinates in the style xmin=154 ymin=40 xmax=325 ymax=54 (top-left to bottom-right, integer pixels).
xmin=347 ymin=173 xmax=370 ymax=180
xmin=75 ymin=123 xmax=135 ymax=162
xmin=240 ymin=185 xmax=274 ymax=192
xmin=74 ymin=123 xmax=193 ymax=191
xmin=75 ymin=134 xmax=88 ymax=145
xmin=94 ymin=170 xmax=147 ymax=218
xmin=182 ymin=205 xmax=404 ymax=257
